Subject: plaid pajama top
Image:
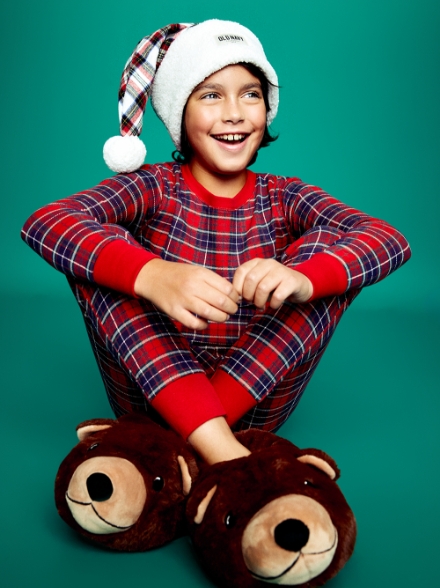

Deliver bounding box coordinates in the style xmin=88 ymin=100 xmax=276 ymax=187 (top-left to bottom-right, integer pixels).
xmin=22 ymin=162 xmax=410 ymax=305
xmin=21 ymin=162 xmax=411 ymax=433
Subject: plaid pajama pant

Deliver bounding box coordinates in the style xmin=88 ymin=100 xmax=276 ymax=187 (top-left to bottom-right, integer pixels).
xmin=69 ymin=226 xmax=359 ymax=433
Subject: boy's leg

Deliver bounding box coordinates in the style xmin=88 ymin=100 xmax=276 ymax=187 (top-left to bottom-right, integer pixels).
xmin=214 ymin=226 xmax=360 ymax=432
xmin=79 ymin=308 xmax=154 ymax=418
xmin=68 ymin=278 xmax=225 ymax=435
xmin=232 ymin=335 xmax=339 ymax=432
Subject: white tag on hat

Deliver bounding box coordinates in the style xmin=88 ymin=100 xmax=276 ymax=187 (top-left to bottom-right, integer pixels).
xmin=215 ymin=34 xmax=248 ymax=46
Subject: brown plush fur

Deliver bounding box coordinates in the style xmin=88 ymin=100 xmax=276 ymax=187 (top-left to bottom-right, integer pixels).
xmin=186 ymin=429 xmax=356 ymax=587
xmin=55 ymin=413 xmax=198 ymax=551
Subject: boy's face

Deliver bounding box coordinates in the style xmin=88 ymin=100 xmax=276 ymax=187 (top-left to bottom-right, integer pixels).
xmin=184 ymin=65 xmax=266 ymax=184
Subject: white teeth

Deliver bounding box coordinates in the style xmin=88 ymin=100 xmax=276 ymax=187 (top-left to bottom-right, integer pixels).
xmin=215 ymin=134 xmax=246 ymax=142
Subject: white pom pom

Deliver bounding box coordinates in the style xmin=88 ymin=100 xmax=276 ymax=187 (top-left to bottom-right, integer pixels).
xmin=103 ymin=135 xmax=147 ymax=173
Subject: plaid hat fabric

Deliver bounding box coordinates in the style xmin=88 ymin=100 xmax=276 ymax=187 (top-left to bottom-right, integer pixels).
xmin=103 ymin=19 xmax=278 ymax=173
xmin=118 ymin=23 xmax=190 ymax=138
xmin=103 ymin=23 xmax=190 ymax=173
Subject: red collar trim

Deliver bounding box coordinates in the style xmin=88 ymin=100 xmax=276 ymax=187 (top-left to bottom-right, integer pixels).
xmin=181 ymin=165 xmax=256 ymax=209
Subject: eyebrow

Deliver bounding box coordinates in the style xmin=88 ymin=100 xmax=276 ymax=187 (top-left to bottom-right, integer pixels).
xmin=193 ymin=81 xmax=262 ymax=92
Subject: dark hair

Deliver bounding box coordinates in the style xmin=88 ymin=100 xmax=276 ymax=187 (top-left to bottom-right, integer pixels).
xmin=172 ymin=62 xmax=278 ymax=166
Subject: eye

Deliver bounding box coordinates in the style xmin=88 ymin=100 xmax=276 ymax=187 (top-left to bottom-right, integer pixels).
xmin=244 ymin=91 xmax=261 ymax=99
xmin=201 ymin=92 xmax=220 ymax=100
xmin=87 ymin=443 xmax=99 ymax=451
xmin=153 ymin=476 xmax=164 ymax=491
xmin=304 ymin=479 xmax=318 ymax=488
xmin=224 ymin=512 xmax=236 ymax=529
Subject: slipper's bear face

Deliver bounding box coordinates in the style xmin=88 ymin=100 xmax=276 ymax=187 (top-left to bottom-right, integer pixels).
xmin=186 ymin=430 xmax=356 ymax=587
xmin=55 ymin=413 xmax=197 ymax=551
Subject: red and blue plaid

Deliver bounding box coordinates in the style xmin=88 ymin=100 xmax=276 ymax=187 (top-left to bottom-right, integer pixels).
xmin=22 ymin=163 xmax=411 ymax=431
xmin=21 ymin=162 xmax=410 ymax=292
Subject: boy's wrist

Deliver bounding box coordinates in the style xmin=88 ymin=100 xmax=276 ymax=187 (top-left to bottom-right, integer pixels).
xmin=94 ymin=240 xmax=159 ymax=297
xmin=133 ymin=258 xmax=167 ymax=299
xmin=291 ymin=254 xmax=348 ymax=301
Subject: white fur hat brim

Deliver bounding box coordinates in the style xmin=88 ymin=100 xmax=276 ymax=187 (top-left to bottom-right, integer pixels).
xmin=151 ymin=20 xmax=279 ymax=150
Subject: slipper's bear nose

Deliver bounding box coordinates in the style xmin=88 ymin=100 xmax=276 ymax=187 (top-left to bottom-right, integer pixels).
xmin=274 ymin=518 xmax=310 ymax=552
xmin=86 ymin=472 xmax=114 ymax=502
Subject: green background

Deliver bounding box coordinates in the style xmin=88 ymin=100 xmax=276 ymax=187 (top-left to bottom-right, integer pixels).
xmin=2 ymin=1 xmax=439 ymax=586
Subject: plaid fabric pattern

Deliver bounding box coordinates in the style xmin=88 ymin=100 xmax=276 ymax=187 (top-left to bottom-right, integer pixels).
xmin=68 ymin=229 xmax=358 ymax=433
xmin=21 ymin=163 xmax=411 ymax=292
xmin=118 ymin=24 xmax=189 ymax=136
xmin=22 ymin=163 xmax=410 ymax=431
xmin=185 ymin=228 xmax=361 ymax=430
xmin=70 ymin=277 xmax=205 ymax=401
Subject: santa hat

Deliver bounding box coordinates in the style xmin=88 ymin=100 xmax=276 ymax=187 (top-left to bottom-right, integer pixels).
xmin=103 ymin=19 xmax=279 ymax=173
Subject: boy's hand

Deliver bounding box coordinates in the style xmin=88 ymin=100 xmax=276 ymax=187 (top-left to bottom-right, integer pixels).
xmin=233 ymin=258 xmax=313 ymax=309
xmin=134 ymin=259 xmax=240 ymax=330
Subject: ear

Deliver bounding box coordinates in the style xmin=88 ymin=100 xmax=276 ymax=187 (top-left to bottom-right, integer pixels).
xmin=177 ymin=455 xmax=193 ymax=495
xmin=194 ymin=485 xmax=218 ymax=525
xmin=76 ymin=419 xmax=115 ymax=441
xmin=297 ymin=450 xmax=340 ymax=481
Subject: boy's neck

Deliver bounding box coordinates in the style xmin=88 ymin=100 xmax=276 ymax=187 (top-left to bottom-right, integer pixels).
xmin=188 ymin=161 xmax=248 ymax=198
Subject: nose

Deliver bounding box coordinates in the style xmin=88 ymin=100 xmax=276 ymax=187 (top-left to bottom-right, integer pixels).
xmin=274 ymin=519 xmax=310 ymax=552
xmin=222 ymin=97 xmax=244 ymax=124
xmin=86 ymin=472 xmax=114 ymax=502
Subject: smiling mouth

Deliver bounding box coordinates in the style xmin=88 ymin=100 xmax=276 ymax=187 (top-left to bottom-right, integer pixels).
xmin=212 ymin=133 xmax=249 ymax=144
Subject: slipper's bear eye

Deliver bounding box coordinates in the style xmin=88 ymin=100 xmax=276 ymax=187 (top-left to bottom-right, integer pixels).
xmin=304 ymin=479 xmax=318 ymax=488
xmin=224 ymin=512 xmax=236 ymax=528
xmin=153 ymin=476 xmax=164 ymax=491
xmin=88 ymin=443 xmax=99 ymax=451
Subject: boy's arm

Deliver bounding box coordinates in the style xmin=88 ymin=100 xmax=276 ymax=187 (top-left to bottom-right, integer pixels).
xmin=281 ymin=181 xmax=412 ymax=294
xmin=21 ymin=169 xmax=162 ymax=296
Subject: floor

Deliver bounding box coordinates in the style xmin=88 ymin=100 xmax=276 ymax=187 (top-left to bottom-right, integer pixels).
xmin=2 ymin=291 xmax=438 ymax=587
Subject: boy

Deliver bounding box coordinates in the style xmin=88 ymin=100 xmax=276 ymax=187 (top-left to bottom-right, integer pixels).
xmin=21 ymin=20 xmax=411 ymax=464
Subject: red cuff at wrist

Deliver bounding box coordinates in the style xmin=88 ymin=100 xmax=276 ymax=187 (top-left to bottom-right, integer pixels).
xmin=93 ymin=240 xmax=159 ymax=297
xmin=210 ymin=369 xmax=257 ymax=426
xmin=293 ymin=253 xmax=348 ymax=300
xmin=150 ymin=373 xmax=226 ymax=439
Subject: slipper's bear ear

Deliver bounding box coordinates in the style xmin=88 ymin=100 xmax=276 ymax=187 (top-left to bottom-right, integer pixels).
xmin=76 ymin=419 xmax=115 ymax=441
xmin=297 ymin=449 xmax=340 ymax=481
xmin=185 ymin=462 xmax=228 ymax=529
xmin=193 ymin=485 xmax=218 ymax=524
xmin=177 ymin=455 xmax=194 ymax=496
xmin=235 ymin=429 xmax=341 ymax=481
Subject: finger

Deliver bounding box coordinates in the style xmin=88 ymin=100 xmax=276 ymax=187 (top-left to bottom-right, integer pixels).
xmin=270 ymin=271 xmax=313 ymax=306
xmin=198 ymin=270 xmax=240 ymax=306
xmin=241 ymin=265 xmax=273 ymax=304
xmin=180 ymin=311 xmax=209 ymax=330
xmin=232 ymin=259 xmax=261 ymax=295
xmin=211 ymin=280 xmax=241 ymax=309
xmin=252 ymin=274 xmax=283 ymax=308
xmin=268 ymin=282 xmax=293 ymax=309
xmin=186 ymin=278 xmax=239 ymax=321
xmin=166 ymin=304 xmax=209 ymax=330
xmin=192 ymin=295 xmax=234 ymax=324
